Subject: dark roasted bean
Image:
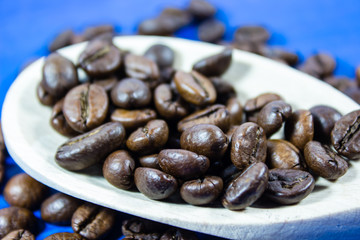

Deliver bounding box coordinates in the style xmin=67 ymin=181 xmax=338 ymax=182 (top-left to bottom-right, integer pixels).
xmin=244 ymin=93 xmax=282 ymax=122
xmin=121 ymin=218 xmax=163 ymax=240
xmin=262 ymin=47 xmax=299 ymax=66
xmin=125 ymin=54 xmax=160 ymax=84
xmin=257 ymin=100 xmax=292 ymax=137
xmin=331 ymin=110 xmax=360 ymax=160
xmin=139 ymin=154 xmax=160 ymax=169
xmin=226 ymin=97 xmax=243 ymax=125
xmin=37 ymin=83 xmax=58 ymax=106
xmin=49 ymin=29 xmax=75 ymax=52
xmin=234 ymin=25 xmax=270 ymax=45
xmin=180 ymin=176 xmax=223 ymax=205
xmin=304 ymin=141 xmax=348 ymax=180
xmin=188 ymin=0 xmax=216 ymax=19
xmin=160 ymin=8 xmax=192 ymax=29
xmin=285 ymin=109 xmax=314 ymax=150
xmin=41 ymin=53 xmax=79 ymax=98
xmin=192 ymin=48 xmax=232 ymax=77
xmin=111 ymin=108 xmax=157 ymax=130
xmin=63 ymin=83 xmax=108 ymax=133
xmin=324 ymin=76 xmax=356 ymax=92
xmin=44 ymin=232 xmax=86 ymax=240
xmin=160 ymin=228 xmax=199 ymax=240
xmin=138 ymin=17 xmax=178 ymax=36
xmin=4 ymin=173 xmax=48 ymax=209
xmin=198 ymin=19 xmax=225 ymax=43
xmin=0 ymin=207 xmax=37 ymax=239
xmin=50 ymin=98 xmax=79 ymax=137
xmin=82 ymin=25 xmax=114 ymax=41
xmin=93 ymin=76 xmax=118 ymax=92
xmin=144 ymin=44 xmax=175 ymax=69
xmin=55 ymin=122 xmax=126 ymax=171
xmin=41 ymin=193 xmax=82 ymax=225
xmin=222 ymin=162 xmax=268 ymax=210
xmin=2 ymin=229 xmax=35 ymax=240
xmin=265 ymin=168 xmax=315 ymax=205
xmin=231 ymin=122 xmax=267 ymax=170
xmin=180 ymin=124 xmax=228 ymax=161
xmin=177 ymin=104 xmax=230 ymax=132
xmin=72 ymin=203 xmax=115 ymax=240
xmin=298 ymin=53 xmax=336 ymax=79
xmin=344 ymin=87 xmax=360 ymax=104
xmin=134 ymin=167 xmax=178 ymax=200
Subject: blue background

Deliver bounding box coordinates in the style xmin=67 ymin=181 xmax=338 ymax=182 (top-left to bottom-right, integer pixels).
xmin=1 ymin=0 xmax=360 ymax=239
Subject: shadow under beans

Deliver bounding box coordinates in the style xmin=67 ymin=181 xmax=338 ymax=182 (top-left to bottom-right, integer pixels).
xmin=75 ymin=162 xmax=104 ymax=177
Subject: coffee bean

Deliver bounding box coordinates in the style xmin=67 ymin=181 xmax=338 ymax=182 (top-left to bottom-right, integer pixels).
xmin=110 ymin=108 xmax=157 ymax=130
xmin=134 ymin=167 xmax=178 ymax=200
xmin=344 ymin=87 xmax=360 ymax=104
xmin=44 ymin=232 xmax=86 ymax=240
xmin=160 ymin=228 xmax=199 ymax=240
xmin=103 ymin=150 xmax=136 ymax=189
xmin=2 ymin=229 xmax=35 ymax=240
xmin=324 ymin=76 xmax=356 ymax=92
xmin=231 ymin=122 xmax=267 ymax=170
xmin=222 ymin=162 xmax=268 ymax=210
xmin=50 ymin=98 xmax=79 ymax=137
xmin=159 ymin=149 xmax=210 ymax=180
xmin=180 ymin=124 xmax=228 ymax=161
xmin=139 ymin=154 xmax=160 ymax=169
xmin=111 ymin=78 xmax=152 ymax=109
xmin=331 ymin=110 xmax=360 ymax=160
xmin=198 ymin=19 xmax=225 ymax=43
xmin=125 ymin=54 xmax=160 ymax=84
xmin=209 ymin=77 xmax=237 ymax=104
xmin=310 ymin=105 xmax=342 ymax=143
xmin=37 ymin=83 xmax=58 ymax=106
xmin=356 ymin=66 xmax=360 ymax=87
xmin=41 ymin=193 xmax=82 ymax=225
xmin=180 ymin=176 xmax=223 ymax=205
xmin=49 ymin=29 xmax=75 ymax=52
xmin=154 ymin=83 xmax=189 ymax=119
xmin=4 ymin=173 xmax=48 ymax=209
xmin=174 ymin=70 xmax=216 ymax=106
xmin=63 ymin=83 xmax=109 ymax=133
xmin=257 ymin=100 xmax=292 ymax=137
xmin=121 ymin=218 xmax=163 ymax=240
xmin=160 ymin=8 xmax=192 ymax=29
xmin=285 ymin=109 xmax=314 ymax=150
xmin=192 ymin=48 xmax=232 ymax=77
xmin=55 ymin=122 xmax=126 ymax=171
xmin=234 ymin=25 xmax=270 ymax=45
xmin=225 ymin=125 xmax=240 ymax=142
xmin=304 ymin=141 xmax=348 ymax=180
xmin=266 ymin=139 xmax=305 ymax=170
xmin=144 ymin=44 xmax=175 ymax=69
xmin=262 ymin=47 xmax=299 ymax=66
xmin=138 ymin=17 xmax=178 ymax=36
xmin=72 ymin=203 xmax=115 ymax=240
xmin=244 ymin=93 xmax=282 ymax=122
xmin=82 ymin=25 xmax=114 ymax=41
xmin=177 ymin=104 xmax=230 ymax=132
xmin=78 ymin=40 xmax=122 ymax=78
xmin=126 ymin=119 xmax=169 ymax=154
xmin=233 ymin=42 xmax=266 ymax=55
xmin=41 ymin=53 xmax=79 ymax=98
xmin=188 ymin=0 xmax=216 ymax=19
xmin=298 ymin=53 xmax=336 ymax=79
xmin=265 ymin=168 xmax=315 ymax=205
xmin=0 ymin=207 xmax=37 ymax=239
xmin=93 ymin=76 xmax=118 ymax=92
xmin=226 ymin=97 xmax=243 ymax=125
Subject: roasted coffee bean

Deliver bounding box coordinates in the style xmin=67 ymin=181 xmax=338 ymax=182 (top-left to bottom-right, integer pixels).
xmin=103 ymin=150 xmax=136 ymax=189
xmin=139 ymin=154 xmax=160 ymax=169
xmin=177 ymin=104 xmax=230 ymax=132
xmin=50 ymin=98 xmax=78 ymax=137
xmin=233 ymin=42 xmax=266 ymax=55
xmin=180 ymin=176 xmax=223 ymax=205
xmin=356 ymin=66 xmax=360 ymax=87
xmin=41 ymin=53 xmax=79 ymax=98
xmin=144 ymin=44 xmax=175 ymax=69
xmin=37 ymin=83 xmax=58 ymax=106
xmin=4 ymin=173 xmax=48 ymax=209
xmin=134 ymin=167 xmax=178 ymax=200
xmin=310 ymin=105 xmax=342 ymax=143
xmin=331 ymin=110 xmax=360 ymax=160
xmin=41 ymin=193 xmax=82 ymax=225
xmin=257 ymin=100 xmax=292 ymax=137
xmin=174 ymin=70 xmax=216 ymax=106
xmin=344 ymin=87 xmax=360 ymax=104
xmin=210 ymin=77 xmax=237 ymax=104
xmin=0 ymin=207 xmax=37 ymax=239
xmin=159 ymin=149 xmax=210 ymax=180
xmin=160 ymin=228 xmax=199 ymax=240
xmin=125 ymin=54 xmax=160 ymax=83
xmin=111 ymin=78 xmax=152 ymax=109
xmin=82 ymin=25 xmax=114 ymax=41
xmin=49 ymin=29 xmax=75 ymax=52
xmin=266 ymin=139 xmax=305 ymax=170
xmin=160 ymin=8 xmax=192 ymax=29
xmin=244 ymin=93 xmax=282 ymax=122
xmin=226 ymin=97 xmax=243 ymax=125
xmin=154 ymin=84 xmax=189 ymax=119
xmin=111 ymin=108 xmax=157 ymax=130
xmin=262 ymin=47 xmax=299 ymax=66
xmin=72 ymin=203 xmax=115 ymax=240
xmin=180 ymin=124 xmax=228 ymax=161
xmin=55 ymin=122 xmax=126 ymax=171
xmin=188 ymin=0 xmax=216 ymax=19
xmin=231 ymin=122 xmax=267 ymax=170
xmin=324 ymin=76 xmax=356 ymax=92
xmin=234 ymin=25 xmax=270 ymax=45
xmin=304 ymin=141 xmax=348 ymax=180
xmin=138 ymin=17 xmax=178 ymax=36
xmin=192 ymin=48 xmax=232 ymax=77
xmin=78 ymin=40 xmax=121 ymax=78
xmin=225 ymin=125 xmax=240 ymax=142
xmin=222 ymin=162 xmax=268 ymax=210
xmin=126 ymin=119 xmax=169 ymax=154
xmin=44 ymin=232 xmax=86 ymax=240
xmin=198 ymin=19 xmax=225 ymax=43
xmin=298 ymin=53 xmax=336 ymax=79
xmin=63 ymin=83 xmax=108 ymax=133
xmin=93 ymin=76 xmax=118 ymax=92
xmin=265 ymin=168 xmax=315 ymax=205
xmin=2 ymin=229 xmax=35 ymax=240
xmin=285 ymin=109 xmax=314 ymax=150
xmin=121 ymin=218 xmax=163 ymax=240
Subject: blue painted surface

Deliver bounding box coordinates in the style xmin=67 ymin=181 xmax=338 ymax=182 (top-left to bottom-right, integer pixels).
xmin=0 ymin=0 xmax=360 ymax=239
